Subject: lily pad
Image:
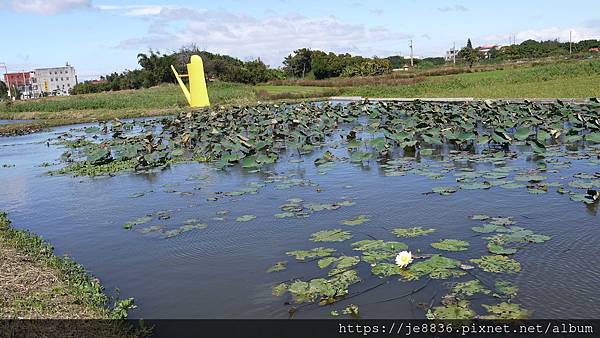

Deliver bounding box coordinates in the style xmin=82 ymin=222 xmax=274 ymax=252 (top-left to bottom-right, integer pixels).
xmin=392 ymin=227 xmax=436 ymax=238
xmin=431 ymin=239 xmax=470 ymax=251
xmin=340 ymin=215 xmax=370 ymax=226
xmin=235 ymin=214 xmax=257 ymax=222
xmin=481 ymin=302 xmax=529 ymax=319
xmin=267 ymin=261 xmax=287 ymax=273
xmin=470 ymin=255 xmax=521 ymax=273
xmin=310 ymin=229 xmax=352 ymax=242
xmin=287 ymin=247 xmax=336 ymax=261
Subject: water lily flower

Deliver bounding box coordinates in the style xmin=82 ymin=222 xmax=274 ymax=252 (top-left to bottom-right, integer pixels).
xmin=395 ymin=251 xmax=413 ymax=268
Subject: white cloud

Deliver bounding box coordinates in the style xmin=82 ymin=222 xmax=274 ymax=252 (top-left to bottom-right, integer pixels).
xmin=11 ymin=0 xmax=91 ymax=15
xmin=95 ymin=4 xmax=180 ymax=17
xmin=516 ymin=26 xmax=600 ymax=43
xmin=480 ymin=25 xmax=600 ymax=46
xmin=436 ymin=5 xmax=468 ymax=12
xmin=116 ymin=8 xmax=412 ymax=66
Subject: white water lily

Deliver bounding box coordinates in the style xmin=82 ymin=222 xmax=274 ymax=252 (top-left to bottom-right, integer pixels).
xmin=395 ymin=251 xmax=413 ymax=268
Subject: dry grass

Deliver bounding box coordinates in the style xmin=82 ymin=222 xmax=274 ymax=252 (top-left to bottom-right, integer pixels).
xmin=0 ymin=243 xmax=102 ymax=319
xmin=0 ymin=212 xmax=147 ymax=337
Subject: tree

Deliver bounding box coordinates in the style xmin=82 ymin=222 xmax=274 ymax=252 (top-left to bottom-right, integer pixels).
xmin=0 ymin=81 xmax=7 ymax=100
xmin=283 ymin=48 xmax=312 ymax=78
xmin=458 ymin=39 xmax=482 ymax=67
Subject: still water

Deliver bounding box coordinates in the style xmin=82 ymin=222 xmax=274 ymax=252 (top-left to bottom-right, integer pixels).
xmin=0 ymin=121 xmax=599 ymax=319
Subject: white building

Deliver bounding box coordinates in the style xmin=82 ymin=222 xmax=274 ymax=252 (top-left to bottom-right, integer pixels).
xmin=32 ymin=63 xmax=78 ymax=96
xmin=445 ymin=49 xmax=458 ymax=62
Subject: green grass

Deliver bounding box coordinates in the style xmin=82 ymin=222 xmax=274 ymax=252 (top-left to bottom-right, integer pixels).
xmin=339 ymin=59 xmax=600 ymax=98
xmin=255 ymin=84 xmax=332 ymax=94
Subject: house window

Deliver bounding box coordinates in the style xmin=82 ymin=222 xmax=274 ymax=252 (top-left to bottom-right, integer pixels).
xmin=50 ymin=78 xmax=53 ymax=82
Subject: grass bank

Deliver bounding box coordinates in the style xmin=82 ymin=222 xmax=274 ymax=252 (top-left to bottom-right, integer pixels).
xmin=338 ymin=58 xmax=600 ymax=99
xmin=0 ymin=211 xmax=146 ymax=335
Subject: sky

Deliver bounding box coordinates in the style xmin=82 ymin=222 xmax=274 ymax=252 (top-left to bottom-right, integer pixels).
xmin=1 ymin=0 xmax=599 ymax=80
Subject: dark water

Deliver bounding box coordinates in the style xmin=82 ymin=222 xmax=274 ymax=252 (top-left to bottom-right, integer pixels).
xmin=0 ymin=122 xmax=599 ymax=319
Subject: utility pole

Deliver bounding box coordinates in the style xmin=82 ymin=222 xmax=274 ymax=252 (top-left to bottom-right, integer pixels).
xmin=409 ymin=40 xmax=414 ymax=67
xmin=569 ymin=31 xmax=572 ymax=55
xmin=453 ymin=41 xmax=456 ymax=65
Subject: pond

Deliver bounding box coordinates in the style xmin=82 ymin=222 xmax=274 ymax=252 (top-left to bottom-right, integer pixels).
xmin=0 ymin=100 xmax=599 ymax=319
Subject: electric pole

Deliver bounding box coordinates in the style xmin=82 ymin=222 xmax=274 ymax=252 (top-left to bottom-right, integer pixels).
xmin=409 ymin=40 xmax=414 ymax=67
xmin=453 ymin=41 xmax=456 ymax=65
xmin=569 ymin=31 xmax=572 ymax=55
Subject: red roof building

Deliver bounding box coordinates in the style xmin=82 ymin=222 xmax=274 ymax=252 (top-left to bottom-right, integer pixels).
xmin=4 ymin=72 xmax=31 ymax=87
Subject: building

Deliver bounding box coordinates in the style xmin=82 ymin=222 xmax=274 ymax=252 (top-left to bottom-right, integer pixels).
xmin=445 ymin=49 xmax=458 ymax=62
xmin=32 ymin=63 xmax=78 ymax=97
xmin=3 ymin=71 xmax=36 ymax=99
xmin=476 ymin=44 xmax=499 ymax=59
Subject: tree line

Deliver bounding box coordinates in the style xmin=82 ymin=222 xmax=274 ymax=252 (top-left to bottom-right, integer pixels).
xmin=457 ymin=38 xmax=600 ymax=67
xmin=70 ymin=38 xmax=600 ymax=95
xmin=72 ymin=46 xmax=284 ymax=94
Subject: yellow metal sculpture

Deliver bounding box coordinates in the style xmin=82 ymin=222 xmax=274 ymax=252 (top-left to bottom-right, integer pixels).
xmin=171 ymin=55 xmax=210 ymax=108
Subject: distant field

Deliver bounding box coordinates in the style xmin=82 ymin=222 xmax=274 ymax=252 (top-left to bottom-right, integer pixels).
xmin=338 ymin=58 xmax=600 ymax=98
xmin=1 ymin=58 xmax=599 ymax=135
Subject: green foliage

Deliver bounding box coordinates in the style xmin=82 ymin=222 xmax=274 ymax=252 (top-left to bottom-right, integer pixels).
xmin=428 ymin=300 xmax=475 ymax=319
xmin=73 ymin=47 xmax=280 ymax=94
xmin=310 ymin=51 xmax=362 ymax=79
xmin=431 ymin=239 xmax=470 ymax=251
xmin=340 ymin=215 xmax=370 ymax=226
xmin=470 ymin=255 xmax=521 ymax=273
xmin=0 ymin=80 xmax=8 ymax=100
xmin=267 ymin=261 xmax=287 ymax=273
xmin=283 ymin=48 xmax=313 ymax=78
xmin=341 ymin=58 xmax=393 ymax=77
xmin=451 ymin=280 xmax=490 ymax=297
xmin=481 ymin=302 xmax=529 ymax=319
xmin=310 ymin=229 xmax=352 ymax=242
xmin=392 ymin=226 xmax=436 ymax=238
xmin=286 ymin=247 xmax=336 ymax=261
xmin=403 ymin=255 xmax=464 ymax=280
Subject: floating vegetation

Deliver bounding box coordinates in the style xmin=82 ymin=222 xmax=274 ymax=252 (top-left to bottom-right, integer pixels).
xmin=392 ymin=227 xmax=436 ymax=238
xmin=340 ymin=215 xmax=370 ymax=226
xmin=267 ymin=261 xmax=287 ymax=273
xmin=286 ymin=247 xmax=336 ymax=261
xmin=481 ymin=302 xmax=529 ymax=319
xmin=310 ymin=229 xmax=352 ymax=242
xmin=123 ymin=215 xmax=152 ymax=230
xmin=163 ymin=223 xmax=207 ymax=239
xmin=470 ymin=255 xmax=521 ymax=274
xmin=34 ymin=98 xmax=598 ymax=319
xmin=275 ymin=198 xmax=356 ymax=219
xmin=430 ymin=239 xmax=470 ymax=252
xmin=235 ymin=214 xmax=256 ymax=222
xmin=402 ymin=255 xmax=465 ymax=280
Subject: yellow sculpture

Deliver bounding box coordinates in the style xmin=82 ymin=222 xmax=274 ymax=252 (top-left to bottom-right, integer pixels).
xmin=171 ymin=55 xmax=210 ymax=108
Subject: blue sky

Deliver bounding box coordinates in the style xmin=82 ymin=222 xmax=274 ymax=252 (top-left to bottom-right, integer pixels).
xmin=1 ymin=0 xmax=599 ymax=80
